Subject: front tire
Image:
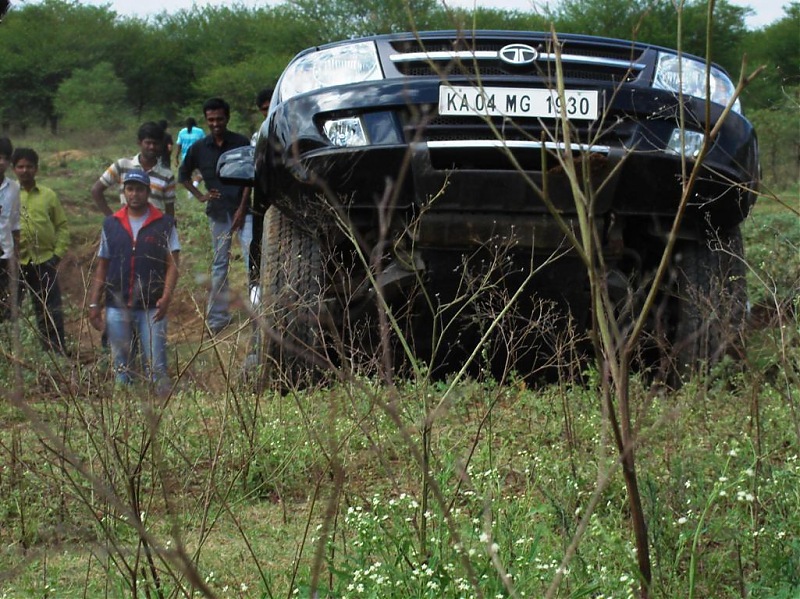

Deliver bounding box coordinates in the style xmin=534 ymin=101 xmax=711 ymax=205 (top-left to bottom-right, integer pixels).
xmin=259 ymin=206 xmax=324 ymax=388
xmin=671 ymin=225 xmax=747 ymax=377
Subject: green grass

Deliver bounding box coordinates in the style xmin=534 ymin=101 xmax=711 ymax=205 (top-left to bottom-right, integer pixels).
xmin=0 ymin=128 xmax=798 ymax=598
xmin=742 ymin=195 xmax=800 ymax=310
xmin=1 ymin=371 xmax=798 ymax=597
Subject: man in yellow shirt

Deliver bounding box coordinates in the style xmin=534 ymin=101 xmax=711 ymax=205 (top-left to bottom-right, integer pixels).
xmin=13 ymin=147 xmax=69 ymax=353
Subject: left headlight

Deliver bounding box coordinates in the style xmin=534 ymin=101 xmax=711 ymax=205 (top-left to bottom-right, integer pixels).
xmin=653 ymin=53 xmax=740 ymax=114
xmin=278 ymin=41 xmax=384 ymax=102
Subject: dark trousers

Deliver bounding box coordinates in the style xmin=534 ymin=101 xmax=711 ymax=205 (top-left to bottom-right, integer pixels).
xmin=249 ymin=208 xmax=264 ymax=289
xmin=0 ymin=258 xmax=12 ymax=322
xmin=20 ymin=259 xmax=66 ymax=352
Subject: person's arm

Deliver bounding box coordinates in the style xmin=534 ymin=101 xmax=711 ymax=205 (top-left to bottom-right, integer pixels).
xmin=231 ymin=186 xmax=251 ymax=232
xmin=51 ymin=195 xmax=70 ymax=261
xmin=92 ymin=162 xmax=119 ymax=216
xmin=179 ymin=147 xmax=217 ymax=203
xmin=155 ymin=250 xmax=179 ymax=322
xmin=91 ymin=179 xmax=113 ymax=216
xmin=164 ymin=175 xmax=177 ymax=218
xmin=174 ymin=144 xmax=182 ymax=167
xmin=87 ymin=257 xmax=109 ymax=332
xmin=182 ymin=180 xmax=219 ymax=203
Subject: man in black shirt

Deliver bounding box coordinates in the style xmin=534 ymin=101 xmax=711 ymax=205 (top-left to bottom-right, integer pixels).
xmin=178 ymin=97 xmax=250 ymax=335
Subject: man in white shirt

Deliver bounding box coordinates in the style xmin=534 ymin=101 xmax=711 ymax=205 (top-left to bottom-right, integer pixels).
xmin=91 ymin=122 xmax=177 ymax=217
xmin=0 ymin=136 xmax=21 ymax=321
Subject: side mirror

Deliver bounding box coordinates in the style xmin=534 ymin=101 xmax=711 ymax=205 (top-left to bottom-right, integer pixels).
xmin=217 ymin=145 xmax=255 ymax=186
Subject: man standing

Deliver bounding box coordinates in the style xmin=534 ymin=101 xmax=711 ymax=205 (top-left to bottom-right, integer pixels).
xmin=12 ymin=147 xmax=69 ymax=353
xmin=174 ymin=117 xmax=205 ymax=169
xmin=178 ymin=97 xmax=250 ymax=334
xmin=0 ymin=137 xmax=20 ymax=321
xmin=87 ymin=171 xmax=180 ymax=392
xmin=245 ymin=87 xmax=273 ymax=296
xmin=92 ymin=122 xmax=177 ymax=218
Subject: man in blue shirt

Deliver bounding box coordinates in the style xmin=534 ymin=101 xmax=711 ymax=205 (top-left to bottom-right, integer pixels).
xmin=178 ymin=97 xmax=250 ymax=335
xmin=174 ymin=117 xmax=205 ymax=168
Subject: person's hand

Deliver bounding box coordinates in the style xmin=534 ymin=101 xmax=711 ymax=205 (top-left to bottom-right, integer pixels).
xmin=155 ymin=295 xmax=171 ymax=322
xmin=198 ymin=189 xmax=221 ymax=203
xmin=88 ymin=305 xmax=104 ymax=331
xmin=231 ymin=207 xmax=246 ymax=233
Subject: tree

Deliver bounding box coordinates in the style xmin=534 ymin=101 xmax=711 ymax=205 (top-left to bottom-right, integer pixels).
xmin=109 ymin=18 xmax=195 ymax=119
xmin=0 ymin=0 xmax=120 ymax=132
xmin=53 ymin=62 xmax=128 ymax=131
xmin=157 ymin=4 xmax=316 ymax=122
xmin=552 ymin=0 xmax=651 ymax=39
xmin=741 ymin=2 xmax=800 ymax=109
xmin=551 ymin=0 xmax=750 ymax=73
xmin=288 ymin=0 xmax=441 ymax=40
xmin=0 ymin=0 xmax=787 ymax=136
xmin=428 ymin=5 xmax=551 ymax=30
xmin=749 ymin=86 xmax=800 ymax=188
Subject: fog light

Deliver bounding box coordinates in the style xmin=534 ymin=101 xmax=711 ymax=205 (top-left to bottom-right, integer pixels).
xmin=667 ymin=129 xmax=705 ymax=158
xmin=324 ymin=117 xmax=368 ymax=147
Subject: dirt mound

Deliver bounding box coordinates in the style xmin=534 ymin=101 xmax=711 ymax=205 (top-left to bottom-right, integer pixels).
xmin=45 ymin=150 xmax=91 ymax=168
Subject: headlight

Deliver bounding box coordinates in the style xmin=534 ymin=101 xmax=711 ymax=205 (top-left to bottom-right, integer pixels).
xmin=279 ymin=41 xmax=383 ymax=101
xmin=653 ymin=53 xmax=740 ymax=114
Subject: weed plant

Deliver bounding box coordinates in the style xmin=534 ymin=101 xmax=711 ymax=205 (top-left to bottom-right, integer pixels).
xmin=741 ymin=198 xmax=800 ymax=310
xmin=1 ymin=69 xmax=799 ymax=599
xmin=3 ymin=352 xmax=798 ymax=597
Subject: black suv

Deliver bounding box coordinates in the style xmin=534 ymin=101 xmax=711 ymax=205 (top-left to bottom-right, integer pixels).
xmin=221 ymin=30 xmax=759 ymax=380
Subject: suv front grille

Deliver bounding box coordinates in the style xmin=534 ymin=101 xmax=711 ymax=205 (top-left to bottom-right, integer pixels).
xmin=389 ymin=37 xmax=646 ymax=84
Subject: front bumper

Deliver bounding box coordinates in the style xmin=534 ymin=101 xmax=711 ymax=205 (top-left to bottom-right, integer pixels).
xmin=261 ymin=78 xmax=759 ymax=242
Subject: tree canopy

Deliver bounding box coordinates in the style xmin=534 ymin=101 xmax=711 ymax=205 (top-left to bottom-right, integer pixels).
xmin=0 ymin=0 xmax=795 ymax=134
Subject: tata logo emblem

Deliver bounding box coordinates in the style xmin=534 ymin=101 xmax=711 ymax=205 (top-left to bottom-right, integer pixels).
xmin=499 ymin=43 xmax=539 ymax=65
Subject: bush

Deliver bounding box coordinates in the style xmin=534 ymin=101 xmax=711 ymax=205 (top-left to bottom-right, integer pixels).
xmin=749 ymin=87 xmax=800 ymax=192
xmin=54 ymin=62 xmax=130 ymax=132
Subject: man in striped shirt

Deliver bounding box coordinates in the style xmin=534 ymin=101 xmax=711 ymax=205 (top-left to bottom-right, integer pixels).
xmin=91 ymin=122 xmax=177 ymax=217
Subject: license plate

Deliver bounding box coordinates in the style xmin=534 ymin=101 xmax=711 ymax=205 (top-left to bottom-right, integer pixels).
xmin=439 ymin=85 xmax=599 ymax=120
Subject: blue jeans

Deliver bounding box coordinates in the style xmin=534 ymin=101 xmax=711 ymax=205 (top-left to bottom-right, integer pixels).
xmin=208 ymin=214 xmax=234 ymax=330
xmin=106 ymin=307 xmax=168 ymax=386
xmin=240 ymin=212 xmax=253 ymax=275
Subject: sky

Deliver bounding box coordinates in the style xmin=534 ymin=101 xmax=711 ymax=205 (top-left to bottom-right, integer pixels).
xmin=23 ymin=0 xmax=789 ymax=28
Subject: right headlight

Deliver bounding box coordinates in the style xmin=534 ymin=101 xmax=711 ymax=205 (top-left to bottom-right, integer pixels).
xmin=278 ymin=41 xmax=384 ymax=102
xmin=653 ymin=53 xmax=741 ymax=114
